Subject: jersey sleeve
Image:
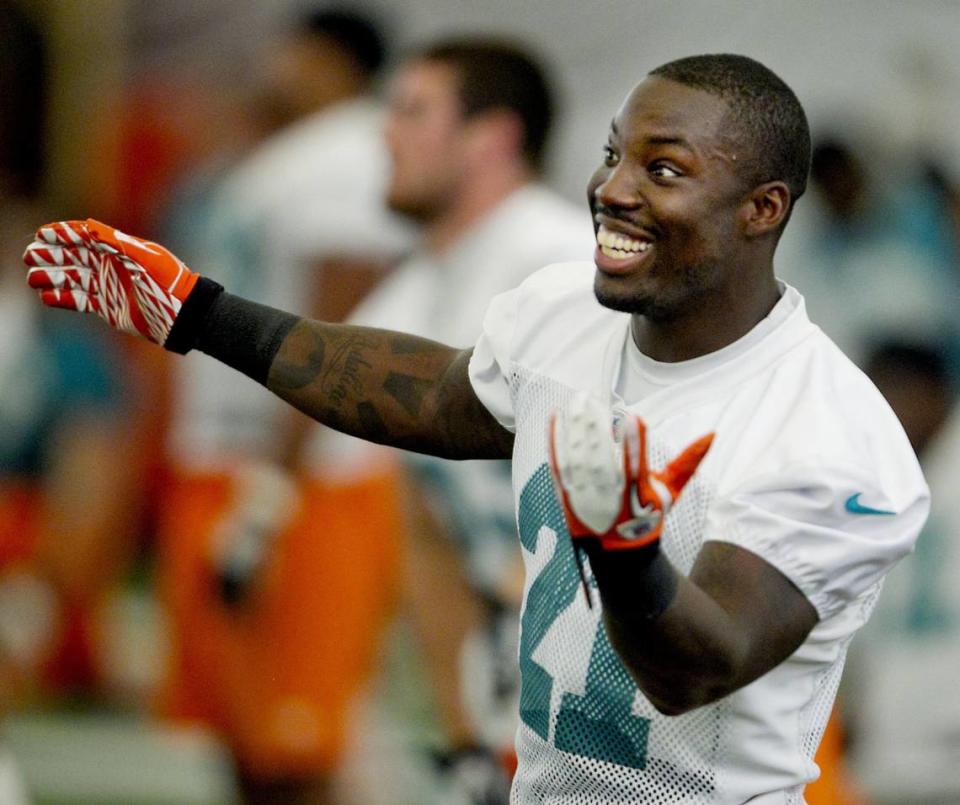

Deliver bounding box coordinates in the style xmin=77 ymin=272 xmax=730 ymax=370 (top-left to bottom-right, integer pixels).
xmin=468 ymin=284 xmax=521 ymax=433
xmin=706 ymin=460 xmax=930 ymax=620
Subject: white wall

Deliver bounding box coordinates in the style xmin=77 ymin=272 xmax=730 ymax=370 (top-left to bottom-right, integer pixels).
xmin=132 ymin=0 xmax=960 ymax=202
xmin=350 ymin=0 xmax=960 ymax=202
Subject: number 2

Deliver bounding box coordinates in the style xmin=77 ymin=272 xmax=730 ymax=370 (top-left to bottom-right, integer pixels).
xmin=517 ymin=464 xmax=650 ymax=769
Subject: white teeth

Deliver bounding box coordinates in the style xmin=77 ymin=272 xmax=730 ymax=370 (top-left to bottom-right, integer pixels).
xmin=600 ymin=246 xmax=640 ymax=259
xmin=596 ymin=225 xmax=651 ymax=257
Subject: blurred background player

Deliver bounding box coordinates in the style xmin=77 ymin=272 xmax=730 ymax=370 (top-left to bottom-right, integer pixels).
xmin=0 ymin=4 xmax=142 ymax=801
xmin=317 ymin=38 xmax=594 ymax=804
xmin=0 ymin=202 xmax=140 ymax=805
xmin=150 ymin=7 xmax=412 ymax=805
xmin=842 ymin=339 xmax=960 ymax=805
xmin=776 ymin=136 xmax=960 ymax=376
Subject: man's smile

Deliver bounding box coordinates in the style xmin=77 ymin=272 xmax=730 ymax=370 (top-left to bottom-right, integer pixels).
xmin=594 ymin=223 xmax=654 ymax=274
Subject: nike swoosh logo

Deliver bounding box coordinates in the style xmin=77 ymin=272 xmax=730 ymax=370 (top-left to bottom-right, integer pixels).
xmin=845 ymin=493 xmax=894 ymax=516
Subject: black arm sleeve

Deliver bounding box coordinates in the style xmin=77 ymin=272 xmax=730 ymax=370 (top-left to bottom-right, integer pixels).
xmin=587 ymin=544 xmax=679 ymax=622
xmin=163 ymin=277 xmax=300 ymax=386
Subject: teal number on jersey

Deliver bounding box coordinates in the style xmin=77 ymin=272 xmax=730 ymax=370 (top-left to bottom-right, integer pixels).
xmin=517 ymin=464 xmax=650 ymax=768
xmin=517 ymin=464 xmax=581 ymax=738
xmin=555 ymin=620 xmax=650 ymax=768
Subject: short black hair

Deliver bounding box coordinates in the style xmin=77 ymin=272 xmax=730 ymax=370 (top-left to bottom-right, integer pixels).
xmin=415 ymin=39 xmax=555 ymax=173
xmin=650 ymin=54 xmax=811 ymax=203
xmin=299 ymin=8 xmax=386 ymax=77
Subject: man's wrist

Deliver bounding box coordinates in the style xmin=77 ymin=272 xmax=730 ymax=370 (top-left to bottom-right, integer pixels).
xmin=586 ymin=544 xmax=678 ymax=621
xmin=163 ymin=276 xmax=225 ymax=354
xmin=165 ymin=282 xmax=301 ymax=387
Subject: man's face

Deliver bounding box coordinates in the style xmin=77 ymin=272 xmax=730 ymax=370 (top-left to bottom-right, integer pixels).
xmin=261 ymin=34 xmax=358 ymax=124
xmin=385 ymin=60 xmax=468 ymax=222
xmin=587 ymin=77 xmax=749 ymax=319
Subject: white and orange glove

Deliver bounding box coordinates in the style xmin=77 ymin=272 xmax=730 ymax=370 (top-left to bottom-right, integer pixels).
xmin=548 ymin=394 xmax=713 ymax=602
xmin=23 ymin=219 xmax=205 ymax=348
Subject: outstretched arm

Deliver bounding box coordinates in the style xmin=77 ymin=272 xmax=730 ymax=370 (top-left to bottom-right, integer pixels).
xmin=23 ymin=219 xmax=514 ymax=461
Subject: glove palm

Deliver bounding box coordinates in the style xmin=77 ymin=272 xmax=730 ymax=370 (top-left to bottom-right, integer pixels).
xmin=548 ymin=394 xmax=713 ymax=600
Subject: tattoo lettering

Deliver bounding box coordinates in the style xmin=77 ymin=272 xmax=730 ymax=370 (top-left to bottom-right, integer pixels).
xmin=270 ymin=326 xmax=512 ymax=459
xmin=321 ymin=333 xmax=378 ymax=409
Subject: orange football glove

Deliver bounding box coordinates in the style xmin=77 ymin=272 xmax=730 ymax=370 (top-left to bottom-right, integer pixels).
xmin=23 ymin=219 xmax=200 ymax=346
xmin=548 ymin=394 xmax=713 ymax=600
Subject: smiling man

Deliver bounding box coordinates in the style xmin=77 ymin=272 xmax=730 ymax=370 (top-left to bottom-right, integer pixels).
xmin=24 ymin=54 xmax=928 ymax=803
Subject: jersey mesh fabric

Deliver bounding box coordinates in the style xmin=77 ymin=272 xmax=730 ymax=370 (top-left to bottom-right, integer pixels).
xmin=507 ymin=366 xmax=834 ymax=804
xmin=795 ymin=585 xmax=876 ymax=777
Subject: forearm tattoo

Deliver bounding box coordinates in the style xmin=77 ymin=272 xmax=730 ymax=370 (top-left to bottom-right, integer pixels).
xmin=268 ymin=321 xmax=512 ymax=459
xmin=270 ymin=325 xmax=327 ymax=390
xmin=319 ymin=332 xmax=377 ymax=406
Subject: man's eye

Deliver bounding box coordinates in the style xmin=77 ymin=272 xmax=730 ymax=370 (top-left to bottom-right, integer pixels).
xmin=602 ymin=145 xmax=619 ymax=167
xmin=650 ymin=163 xmax=680 ymax=179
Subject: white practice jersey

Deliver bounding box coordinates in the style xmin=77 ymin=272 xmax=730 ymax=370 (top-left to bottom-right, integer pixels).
xmin=169 ymin=99 xmax=412 ymax=468
xmin=468 ymin=262 xmax=929 ymax=804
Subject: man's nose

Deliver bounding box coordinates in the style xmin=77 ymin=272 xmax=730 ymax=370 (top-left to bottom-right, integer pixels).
xmin=594 ymin=165 xmax=641 ymax=210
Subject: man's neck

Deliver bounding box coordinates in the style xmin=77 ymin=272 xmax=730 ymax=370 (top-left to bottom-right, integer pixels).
xmin=630 ymin=270 xmax=781 ymax=363
xmin=423 ymin=165 xmax=533 ymax=255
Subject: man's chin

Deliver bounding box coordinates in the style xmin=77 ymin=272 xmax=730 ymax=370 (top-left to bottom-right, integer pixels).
xmin=593 ymin=276 xmax=651 ymax=315
xmin=594 ymin=290 xmax=639 ymax=314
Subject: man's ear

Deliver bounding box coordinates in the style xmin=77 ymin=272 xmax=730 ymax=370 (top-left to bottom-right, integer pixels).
xmin=741 ymin=181 xmax=791 ymax=238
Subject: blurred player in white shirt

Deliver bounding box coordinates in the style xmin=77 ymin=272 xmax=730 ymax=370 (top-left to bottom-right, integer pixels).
xmin=304 ymin=40 xmax=594 ymax=802
xmin=152 ymin=10 xmax=412 ymax=805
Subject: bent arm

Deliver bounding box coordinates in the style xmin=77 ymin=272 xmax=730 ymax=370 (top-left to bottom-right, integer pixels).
xmin=590 ymin=541 xmax=818 ymax=715
xmin=187 ymin=288 xmax=513 ymax=460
